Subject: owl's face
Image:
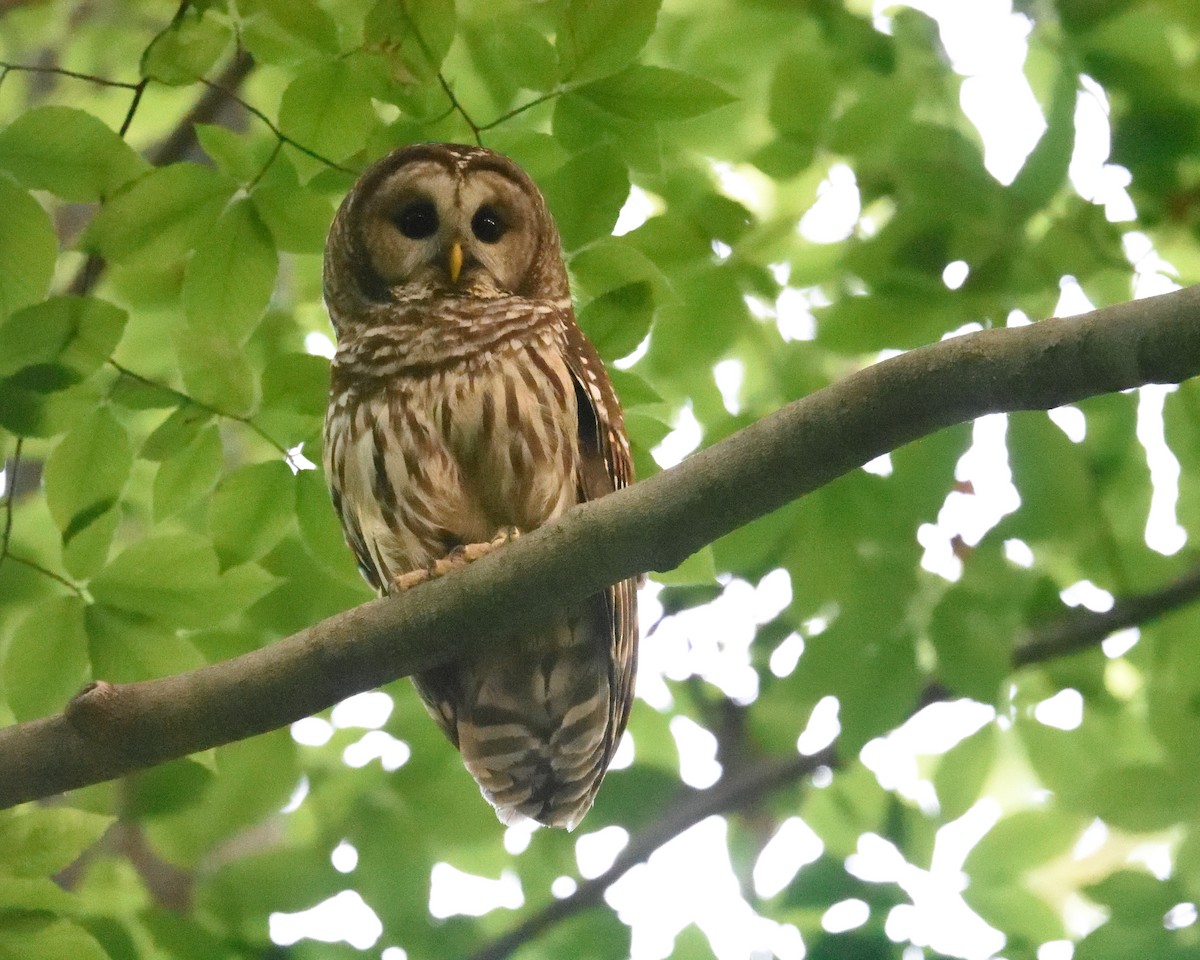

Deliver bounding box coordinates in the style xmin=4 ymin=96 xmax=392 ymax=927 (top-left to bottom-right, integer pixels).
xmin=327 ymin=143 xmax=567 ymax=316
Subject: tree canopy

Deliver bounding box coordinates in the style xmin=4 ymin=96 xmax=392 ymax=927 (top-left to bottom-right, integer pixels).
xmin=2 ymin=2 xmax=1200 ymax=959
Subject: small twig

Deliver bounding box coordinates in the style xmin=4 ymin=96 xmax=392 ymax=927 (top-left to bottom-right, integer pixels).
xmin=118 ymin=78 xmax=149 ymax=137
xmin=0 ymin=439 xmax=85 ymax=597
xmin=0 ymin=437 xmax=23 ymax=575
xmin=479 ymin=89 xmax=566 ymax=133
xmin=436 ymin=72 xmax=482 ymax=145
xmin=146 ymin=48 xmax=255 ymax=167
xmin=107 ymin=361 xmax=296 ymax=467
xmin=0 ymin=62 xmax=142 ymax=90
xmin=6 ymin=554 xmax=86 ymax=597
xmin=195 ymin=77 xmax=355 ymax=172
xmin=248 ymin=138 xmax=283 ymax=190
xmin=1013 ymin=563 xmax=1200 ymax=666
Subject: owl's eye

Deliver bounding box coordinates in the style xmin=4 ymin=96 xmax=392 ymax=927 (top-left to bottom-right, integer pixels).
xmin=396 ymin=199 xmax=439 ymax=239
xmin=471 ymin=205 xmax=506 ymax=244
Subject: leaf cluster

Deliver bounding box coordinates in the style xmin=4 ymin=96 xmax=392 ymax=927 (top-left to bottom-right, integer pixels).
xmin=2 ymin=1 xmax=1200 ymax=959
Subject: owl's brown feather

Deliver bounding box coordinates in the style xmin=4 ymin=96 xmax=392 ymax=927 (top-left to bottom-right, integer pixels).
xmin=323 ymin=143 xmax=637 ymax=828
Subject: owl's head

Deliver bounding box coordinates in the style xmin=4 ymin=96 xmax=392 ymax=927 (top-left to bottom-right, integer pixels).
xmin=325 ymin=143 xmax=568 ymax=322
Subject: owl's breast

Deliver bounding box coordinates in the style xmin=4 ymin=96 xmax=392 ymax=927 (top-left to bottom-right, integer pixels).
xmin=324 ymin=327 xmax=582 ymax=584
xmin=442 ymin=335 xmax=580 ymax=532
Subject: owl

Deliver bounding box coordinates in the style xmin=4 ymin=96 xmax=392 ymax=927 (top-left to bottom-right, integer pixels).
xmin=322 ymin=143 xmax=638 ymax=829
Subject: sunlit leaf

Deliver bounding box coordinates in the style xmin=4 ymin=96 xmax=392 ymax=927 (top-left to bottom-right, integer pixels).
xmin=0 ymin=106 xmax=147 ymax=200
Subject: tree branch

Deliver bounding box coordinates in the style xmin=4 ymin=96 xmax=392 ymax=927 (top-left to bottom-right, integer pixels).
xmin=2 ymin=285 xmax=1200 ymax=808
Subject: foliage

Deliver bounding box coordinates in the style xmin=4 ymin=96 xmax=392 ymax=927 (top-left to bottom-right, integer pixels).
xmin=1 ymin=1 xmax=1200 ymax=958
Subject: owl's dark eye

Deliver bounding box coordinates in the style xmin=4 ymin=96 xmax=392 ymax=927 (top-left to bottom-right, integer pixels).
xmin=471 ymin=205 xmax=506 ymax=243
xmin=396 ymin=199 xmax=438 ymax=239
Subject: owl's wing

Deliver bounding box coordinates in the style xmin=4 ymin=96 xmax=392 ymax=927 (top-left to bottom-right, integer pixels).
xmin=561 ymin=318 xmax=639 ymax=749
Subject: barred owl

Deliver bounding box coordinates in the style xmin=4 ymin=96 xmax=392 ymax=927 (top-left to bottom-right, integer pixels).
xmin=322 ymin=143 xmax=637 ymax=829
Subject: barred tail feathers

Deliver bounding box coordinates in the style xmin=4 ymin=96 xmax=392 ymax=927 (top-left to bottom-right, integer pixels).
xmin=456 ymin=631 xmax=615 ymax=830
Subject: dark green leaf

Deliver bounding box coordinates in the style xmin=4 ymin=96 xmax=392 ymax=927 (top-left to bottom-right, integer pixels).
xmin=0 ymin=296 xmax=126 ymax=382
xmin=577 ymin=281 xmax=654 ymax=360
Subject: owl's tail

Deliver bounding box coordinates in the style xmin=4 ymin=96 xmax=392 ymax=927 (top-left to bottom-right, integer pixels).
xmin=456 ymin=627 xmax=615 ymax=831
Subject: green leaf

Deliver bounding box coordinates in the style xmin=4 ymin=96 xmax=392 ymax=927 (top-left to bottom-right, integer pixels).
xmin=141 ymin=7 xmax=235 ymax=84
xmin=251 ymin=166 xmax=334 ymax=254
xmin=0 ymin=106 xmax=148 ymax=201
xmin=90 ymin=533 xmax=222 ymax=629
xmin=769 ymin=51 xmax=837 ymax=145
xmin=260 ymin=352 xmax=329 ymax=417
xmin=183 ymin=197 xmax=278 ymax=342
xmin=0 ymin=876 xmax=80 ymax=915
xmin=0 ymin=379 xmax=95 ymax=438
xmin=142 ymin=403 xmax=214 ymax=461
xmin=557 ymin=0 xmax=661 ymax=83
xmin=194 ymin=124 xmax=278 ymax=182
xmin=174 ymin=326 xmax=259 ymax=417
xmin=152 ymin=424 xmax=224 ymax=520
xmin=2 ymin=597 xmax=90 ymax=722
xmin=963 ymin=883 xmax=1065 ymax=944
xmin=240 ymin=0 xmax=341 ymax=63
xmin=86 ymin=603 xmax=206 ymax=683
xmin=296 ymin=469 xmax=362 ymax=582
xmin=928 ymin=546 xmax=1022 ymax=702
xmin=651 ymin=545 xmax=717 ymax=586
xmin=1090 ymin=764 xmax=1200 ymax=831
xmin=0 ymin=180 xmax=56 ymax=322
xmin=364 ymin=0 xmax=456 ymax=81
xmin=125 ymin=760 xmax=215 ymax=819
xmin=278 ymin=59 xmax=380 ymax=163
xmin=0 ymin=296 xmax=127 ymax=382
xmin=0 ymin=917 xmax=110 ymax=960
xmin=576 ymin=66 xmax=735 ymax=122
xmin=81 ymin=163 xmax=238 ymax=266
xmin=62 ymin=505 xmax=120 ymax=581
xmin=542 ymin=147 xmax=630 ymax=250
xmin=210 ymin=461 xmax=297 ymax=568
xmin=933 ymin=723 xmax=997 ymax=821
xmin=963 ymin=808 xmax=1085 ymax=881
xmin=43 ymin=407 xmax=132 ymax=552
xmin=0 ymin=806 xmax=113 ymax=877
xmin=578 ymin=281 xmax=654 ymax=361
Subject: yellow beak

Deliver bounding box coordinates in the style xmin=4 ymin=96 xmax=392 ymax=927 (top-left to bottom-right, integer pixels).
xmin=448 ymin=242 xmax=463 ymax=284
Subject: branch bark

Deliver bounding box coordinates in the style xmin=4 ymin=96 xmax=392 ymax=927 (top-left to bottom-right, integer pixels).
xmin=3 ymin=285 xmax=1200 ymax=808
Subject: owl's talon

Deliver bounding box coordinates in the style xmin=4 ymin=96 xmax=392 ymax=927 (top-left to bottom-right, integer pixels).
xmin=393 ymin=528 xmax=521 ymax=592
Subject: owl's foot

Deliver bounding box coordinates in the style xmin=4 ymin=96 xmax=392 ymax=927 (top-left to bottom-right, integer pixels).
xmin=393 ymin=527 xmax=521 ymax=591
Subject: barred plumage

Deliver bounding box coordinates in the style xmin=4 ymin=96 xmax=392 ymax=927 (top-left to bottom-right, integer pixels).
xmin=322 ymin=143 xmax=637 ymax=828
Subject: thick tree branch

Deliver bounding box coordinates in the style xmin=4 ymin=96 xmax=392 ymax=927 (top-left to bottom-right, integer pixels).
xmin=3 ymin=285 xmax=1200 ymax=808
